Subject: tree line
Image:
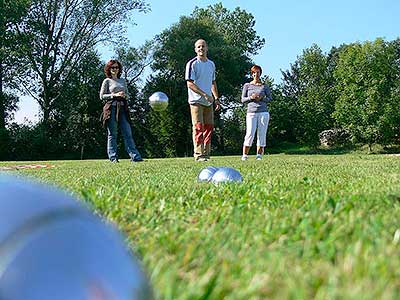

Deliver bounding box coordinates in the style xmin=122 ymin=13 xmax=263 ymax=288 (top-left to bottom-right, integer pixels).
xmin=1 ymin=1 xmax=399 ymax=160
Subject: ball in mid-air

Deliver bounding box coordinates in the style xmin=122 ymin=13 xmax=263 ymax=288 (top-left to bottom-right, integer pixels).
xmin=197 ymin=166 xmax=219 ymax=182
xmin=211 ymin=167 xmax=243 ymax=184
xmin=149 ymin=91 xmax=169 ymax=111
xmin=0 ymin=174 xmax=153 ymax=300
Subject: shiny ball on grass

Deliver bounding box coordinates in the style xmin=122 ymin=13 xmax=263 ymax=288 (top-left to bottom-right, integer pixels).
xmin=211 ymin=167 xmax=243 ymax=184
xmin=197 ymin=166 xmax=219 ymax=182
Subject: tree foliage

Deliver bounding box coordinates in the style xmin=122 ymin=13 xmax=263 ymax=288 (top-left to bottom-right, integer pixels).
xmin=4 ymin=1 xmax=400 ymax=160
xmin=11 ymin=0 xmax=149 ymax=129
xmin=192 ymin=3 xmax=265 ymax=57
xmin=144 ymin=3 xmax=264 ymax=156
xmin=296 ymin=44 xmax=335 ymax=146
xmin=0 ymin=0 xmax=30 ymax=90
xmin=333 ymin=39 xmax=399 ymax=148
xmin=277 ymin=45 xmax=336 ymax=147
xmin=52 ymin=51 xmax=105 ymax=159
xmin=0 ymin=0 xmax=31 ymax=159
xmin=116 ymin=41 xmax=155 ymax=86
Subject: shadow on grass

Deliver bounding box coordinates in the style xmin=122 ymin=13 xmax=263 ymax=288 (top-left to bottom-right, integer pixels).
xmin=265 ymin=142 xmax=351 ymax=155
xmin=367 ymin=144 xmax=400 ymax=154
xmin=267 ymin=142 xmax=400 ymax=155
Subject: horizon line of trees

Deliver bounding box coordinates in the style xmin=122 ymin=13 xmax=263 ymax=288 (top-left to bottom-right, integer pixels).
xmin=1 ymin=2 xmax=399 ymax=160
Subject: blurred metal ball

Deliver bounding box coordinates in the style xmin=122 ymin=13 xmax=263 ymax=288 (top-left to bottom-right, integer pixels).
xmin=149 ymin=91 xmax=169 ymax=111
xmin=197 ymin=166 xmax=219 ymax=182
xmin=211 ymin=167 xmax=243 ymax=184
xmin=0 ymin=175 xmax=153 ymax=300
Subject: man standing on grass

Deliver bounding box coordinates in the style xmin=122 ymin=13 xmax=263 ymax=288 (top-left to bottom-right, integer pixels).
xmin=185 ymin=39 xmax=220 ymax=161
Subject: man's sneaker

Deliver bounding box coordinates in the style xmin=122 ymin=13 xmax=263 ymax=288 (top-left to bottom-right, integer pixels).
xmin=110 ymin=159 xmax=119 ymax=163
xmin=256 ymin=154 xmax=262 ymax=160
xmin=241 ymin=155 xmax=248 ymax=161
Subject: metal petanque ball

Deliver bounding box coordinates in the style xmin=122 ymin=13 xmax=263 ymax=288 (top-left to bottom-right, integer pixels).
xmin=149 ymin=91 xmax=169 ymax=111
xmin=197 ymin=166 xmax=219 ymax=182
xmin=0 ymin=174 xmax=153 ymax=300
xmin=211 ymin=167 xmax=243 ymax=184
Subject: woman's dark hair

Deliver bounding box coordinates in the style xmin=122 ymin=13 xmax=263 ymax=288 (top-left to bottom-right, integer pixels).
xmin=104 ymin=60 xmax=122 ymax=78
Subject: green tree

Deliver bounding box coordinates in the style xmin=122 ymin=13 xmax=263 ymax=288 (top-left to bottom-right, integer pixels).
xmin=192 ymin=3 xmax=265 ymax=57
xmin=8 ymin=122 xmax=45 ymax=160
xmin=297 ymin=44 xmax=335 ymax=146
xmin=0 ymin=0 xmax=29 ymax=126
xmin=275 ymin=61 xmax=304 ymax=143
xmin=147 ymin=3 xmax=265 ymax=156
xmin=333 ymin=38 xmax=399 ymax=150
xmin=0 ymin=0 xmax=30 ymax=159
xmin=219 ymin=105 xmax=246 ymax=155
xmin=52 ymin=51 xmax=105 ymax=159
xmin=278 ymin=45 xmax=335 ymax=147
xmin=141 ymin=73 xmax=192 ymax=158
xmin=10 ymin=0 xmax=149 ymax=137
xmin=116 ymin=41 xmax=155 ymax=86
xmin=8 ymin=51 xmax=107 ymax=160
xmin=388 ymin=38 xmax=400 ymax=144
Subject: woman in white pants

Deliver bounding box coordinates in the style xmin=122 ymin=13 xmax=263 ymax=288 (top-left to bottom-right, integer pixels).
xmin=241 ymin=65 xmax=272 ymax=160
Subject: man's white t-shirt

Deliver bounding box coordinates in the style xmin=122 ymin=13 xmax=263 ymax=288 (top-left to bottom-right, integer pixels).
xmin=185 ymin=57 xmax=215 ymax=107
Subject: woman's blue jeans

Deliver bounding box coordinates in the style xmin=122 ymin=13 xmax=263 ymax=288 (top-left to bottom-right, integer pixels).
xmin=106 ymin=105 xmax=142 ymax=162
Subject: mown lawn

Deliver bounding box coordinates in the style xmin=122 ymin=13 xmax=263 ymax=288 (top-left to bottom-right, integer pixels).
xmin=1 ymin=154 xmax=400 ymax=300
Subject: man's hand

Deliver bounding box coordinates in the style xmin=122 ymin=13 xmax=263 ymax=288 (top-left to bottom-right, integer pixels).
xmin=204 ymin=94 xmax=214 ymax=103
xmin=215 ymin=99 xmax=221 ymax=111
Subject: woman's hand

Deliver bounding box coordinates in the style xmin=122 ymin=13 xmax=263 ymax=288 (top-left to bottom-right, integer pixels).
xmin=250 ymin=93 xmax=262 ymax=101
xmin=114 ymin=91 xmax=126 ymax=98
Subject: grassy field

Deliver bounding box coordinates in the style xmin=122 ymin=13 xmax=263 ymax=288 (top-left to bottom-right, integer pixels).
xmin=1 ymin=154 xmax=400 ymax=299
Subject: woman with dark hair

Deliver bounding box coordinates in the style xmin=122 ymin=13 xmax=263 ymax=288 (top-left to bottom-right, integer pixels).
xmin=241 ymin=64 xmax=272 ymax=161
xmin=99 ymin=60 xmax=143 ymax=163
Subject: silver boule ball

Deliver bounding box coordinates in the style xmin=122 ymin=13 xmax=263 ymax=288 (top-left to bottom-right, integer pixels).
xmin=0 ymin=175 xmax=153 ymax=300
xmin=211 ymin=167 xmax=243 ymax=184
xmin=149 ymin=91 xmax=169 ymax=111
xmin=197 ymin=166 xmax=219 ymax=182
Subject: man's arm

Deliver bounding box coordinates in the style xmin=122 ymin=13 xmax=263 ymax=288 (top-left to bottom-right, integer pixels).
xmin=211 ymin=80 xmax=220 ymax=111
xmin=211 ymin=80 xmax=219 ymax=100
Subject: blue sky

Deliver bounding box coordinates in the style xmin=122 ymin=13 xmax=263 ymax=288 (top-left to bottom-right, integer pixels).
xmin=14 ymin=0 xmax=400 ymax=123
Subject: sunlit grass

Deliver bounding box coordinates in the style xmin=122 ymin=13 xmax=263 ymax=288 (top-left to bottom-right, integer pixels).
xmin=2 ymin=154 xmax=400 ymax=300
